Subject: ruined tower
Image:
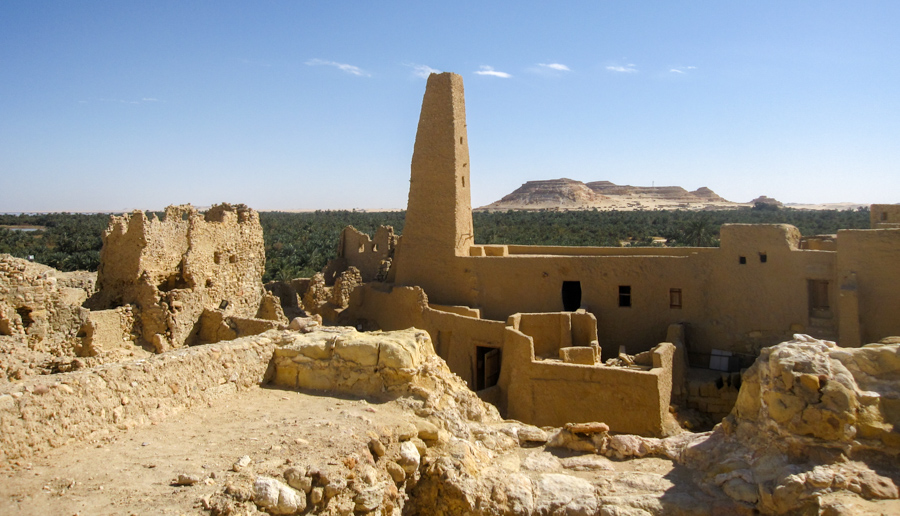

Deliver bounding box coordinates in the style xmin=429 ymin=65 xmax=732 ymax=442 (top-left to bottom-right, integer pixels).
xmin=393 ymin=72 xmax=474 ymax=289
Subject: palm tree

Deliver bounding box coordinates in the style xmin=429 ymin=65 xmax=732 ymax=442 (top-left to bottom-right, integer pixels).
xmin=682 ymin=216 xmax=717 ymax=247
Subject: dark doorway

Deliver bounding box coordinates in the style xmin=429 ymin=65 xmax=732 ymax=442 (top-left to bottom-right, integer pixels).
xmin=562 ymin=281 xmax=582 ymax=311
xmin=476 ymin=346 xmax=501 ymax=391
xmin=808 ymin=279 xmax=831 ymax=317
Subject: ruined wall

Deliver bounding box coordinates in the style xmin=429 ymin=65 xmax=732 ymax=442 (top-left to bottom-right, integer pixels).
xmin=325 ymin=226 xmax=396 ymax=284
xmin=0 ymin=330 xmax=281 ymax=462
xmin=0 ymin=254 xmax=92 ymax=351
xmin=88 ymin=204 xmax=269 ymax=351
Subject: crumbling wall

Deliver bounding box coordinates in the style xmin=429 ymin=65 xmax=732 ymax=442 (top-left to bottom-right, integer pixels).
xmin=0 ymin=330 xmax=282 ymax=462
xmin=0 ymin=254 xmax=92 ymax=352
xmin=86 ymin=204 xmax=275 ymax=352
xmin=323 ymin=226 xmax=397 ymax=284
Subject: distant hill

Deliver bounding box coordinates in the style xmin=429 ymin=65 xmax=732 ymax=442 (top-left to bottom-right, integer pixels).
xmin=477 ymin=179 xmax=742 ymax=211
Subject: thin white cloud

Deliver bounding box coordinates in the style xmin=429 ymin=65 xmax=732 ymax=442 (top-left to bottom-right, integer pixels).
xmin=474 ymin=65 xmax=512 ymax=78
xmin=669 ymin=69 xmax=685 ymax=74
xmin=538 ymin=63 xmax=571 ymax=72
xmin=408 ymin=63 xmax=441 ymax=79
xmin=606 ymin=63 xmax=638 ymax=73
xmin=669 ymin=66 xmax=697 ymax=74
xmin=93 ymin=97 xmax=162 ymax=105
xmin=305 ymin=58 xmax=370 ymax=77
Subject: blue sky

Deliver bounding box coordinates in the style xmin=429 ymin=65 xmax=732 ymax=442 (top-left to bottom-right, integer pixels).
xmin=2 ymin=1 xmax=898 ymax=212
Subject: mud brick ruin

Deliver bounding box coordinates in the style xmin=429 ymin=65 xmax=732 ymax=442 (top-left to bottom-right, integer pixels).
xmin=81 ymin=203 xmax=286 ymax=355
xmin=2 ymin=72 xmax=900 ymax=515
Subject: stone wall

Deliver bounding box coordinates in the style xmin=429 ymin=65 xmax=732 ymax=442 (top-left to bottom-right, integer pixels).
xmin=685 ymin=371 xmax=742 ymax=422
xmin=0 ymin=254 xmax=93 ymax=352
xmin=0 ymin=330 xmax=285 ymax=462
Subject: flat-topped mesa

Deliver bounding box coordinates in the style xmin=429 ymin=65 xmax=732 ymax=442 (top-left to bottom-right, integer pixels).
xmin=495 ymin=178 xmax=604 ymax=206
xmin=586 ymin=181 xmax=729 ymax=202
xmin=394 ymin=72 xmax=474 ymax=288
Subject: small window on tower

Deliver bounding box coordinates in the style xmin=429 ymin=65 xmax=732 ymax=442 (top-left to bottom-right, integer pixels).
xmin=739 ymin=256 xmax=747 ymax=264
xmin=618 ymin=286 xmax=632 ymax=307
xmin=669 ymin=288 xmax=682 ymax=309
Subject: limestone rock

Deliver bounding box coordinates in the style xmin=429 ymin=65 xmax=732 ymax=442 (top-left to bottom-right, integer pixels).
xmin=397 ymin=441 xmax=420 ymax=474
xmin=533 ymin=473 xmax=599 ymax=515
xmin=252 ymin=475 xmax=306 ymax=514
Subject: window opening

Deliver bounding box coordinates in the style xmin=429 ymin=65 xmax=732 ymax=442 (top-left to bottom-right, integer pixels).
xmin=759 ymin=253 xmax=767 ymax=263
xmin=16 ymin=307 xmax=34 ymax=329
xmin=561 ymin=281 xmax=582 ymax=311
xmin=669 ymin=288 xmax=682 ymax=309
xmin=476 ymin=346 xmax=501 ymax=391
xmin=882 ymin=212 xmax=888 ymax=221
xmin=739 ymin=256 xmax=747 ymax=264
xmin=618 ymin=285 xmax=632 ymax=307
xmin=709 ymin=349 xmax=733 ymax=372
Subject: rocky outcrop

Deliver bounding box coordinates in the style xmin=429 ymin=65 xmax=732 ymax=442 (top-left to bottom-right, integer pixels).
xmin=587 ymin=180 xmax=727 ymax=202
xmin=676 ymin=336 xmax=900 ymax=514
xmin=751 ymin=195 xmax=784 ymax=207
xmin=483 ymin=178 xmax=604 ymax=208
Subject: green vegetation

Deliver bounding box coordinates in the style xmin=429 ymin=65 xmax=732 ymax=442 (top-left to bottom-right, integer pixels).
xmin=0 ymin=207 xmax=870 ymax=282
xmin=0 ymin=213 xmax=109 ymax=271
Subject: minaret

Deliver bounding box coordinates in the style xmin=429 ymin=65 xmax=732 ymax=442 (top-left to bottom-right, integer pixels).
xmin=394 ymin=72 xmax=474 ymax=289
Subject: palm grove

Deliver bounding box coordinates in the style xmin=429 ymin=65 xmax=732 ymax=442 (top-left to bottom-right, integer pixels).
xmin=0 ymin=206 xmax=870 ymax=282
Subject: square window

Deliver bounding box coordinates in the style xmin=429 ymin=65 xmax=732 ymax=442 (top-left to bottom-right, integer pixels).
xmin=759 ymin=253 xmax=767 ymax=263
xmin=669 ymin=288 xmax=682 ymax=309
xmin=739 ymin=256 xmax=747 ymax=264
xmin=618 ymin=285 xmax=631 ymax=307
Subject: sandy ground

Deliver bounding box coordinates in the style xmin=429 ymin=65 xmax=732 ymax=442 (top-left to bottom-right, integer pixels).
xmin=0 ymin=385 xmax=414 ymax=515
xmin=3 ymin=383 xmax=899 ymax=515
